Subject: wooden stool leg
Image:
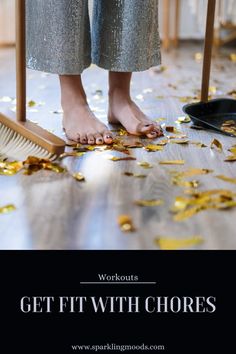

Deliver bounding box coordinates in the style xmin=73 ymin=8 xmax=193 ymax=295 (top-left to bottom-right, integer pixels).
xmin=173 ymin=0 xmax=180 ymax=48
xmin=163 ymin=0 xmax=170 ymax=51
xmin=201 ymin=0 xmax=216 ymax=103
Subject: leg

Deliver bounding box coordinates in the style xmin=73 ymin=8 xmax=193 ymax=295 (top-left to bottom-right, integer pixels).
xmin=108 ymin=72 xmax=163 ymax=138
xmin=60 ymin=75 xmax=113 ymax=144
xmin=92 ymin=0 xmax=162 ymax=138
xmin=26 ymin=0 xmax=91 ymax=74
xmin=26 ymin=0 xmax=113 ymax=144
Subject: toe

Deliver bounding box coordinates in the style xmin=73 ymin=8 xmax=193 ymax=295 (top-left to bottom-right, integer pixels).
xmin=87 ymin=134 xmax=95 ymax=145
xmin=66 ymin=131 xmax=80 ymax=143
xmin=146 ymin=131 xmax=158 ymax=139
xmin=139 ymin=123 xmax=155 ymax=134
xmin=94 ymin=134 xmax=104 ymax=145
xmin=153 ymin=124 xmax=163 ymax=136
xmin=103 ymin=131 xmax=113 ymax=145
xmin=80 ymin=134 xmax=88 ymax=144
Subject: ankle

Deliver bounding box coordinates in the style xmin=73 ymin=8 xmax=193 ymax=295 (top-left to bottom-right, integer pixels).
xmin=61 ymin=92 xmax=88 ymax=109
xmin=108 ymin=88 xmax=131 ymax=103
xmin=59 ymin=74 xmax=88 ymax=107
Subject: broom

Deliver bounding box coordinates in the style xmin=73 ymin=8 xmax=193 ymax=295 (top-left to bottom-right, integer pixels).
xmin=0 ymin=0 xmax=65 ymax=160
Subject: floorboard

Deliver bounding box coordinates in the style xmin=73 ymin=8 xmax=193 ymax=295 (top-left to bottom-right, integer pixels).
xmin=0 ymin=42 xmax=236 ymax=249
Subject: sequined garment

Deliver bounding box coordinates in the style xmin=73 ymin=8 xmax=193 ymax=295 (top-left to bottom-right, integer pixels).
xmin=26 ymin=0 xmax=161 ymax=74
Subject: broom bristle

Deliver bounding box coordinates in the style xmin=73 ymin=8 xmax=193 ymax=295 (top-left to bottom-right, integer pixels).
xmin=0 ymin=123 xmax=57 ymax=161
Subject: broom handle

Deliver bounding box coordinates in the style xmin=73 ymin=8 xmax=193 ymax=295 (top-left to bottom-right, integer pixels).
xmin=201 ymin=0 xmax=216 ymax=103
xmin=16 ymin=0 xmax=26 ymax=122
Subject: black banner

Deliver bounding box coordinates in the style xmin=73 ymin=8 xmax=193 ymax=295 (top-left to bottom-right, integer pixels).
xmin=0 ymin=251 xmax=235 ymax=353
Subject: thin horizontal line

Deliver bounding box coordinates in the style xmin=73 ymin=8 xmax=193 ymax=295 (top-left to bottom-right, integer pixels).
xmin=80 ymin=282 xmax=156 ymax=285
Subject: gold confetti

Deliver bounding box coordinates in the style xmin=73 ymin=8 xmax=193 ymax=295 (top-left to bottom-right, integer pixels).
xmin=168 ymin=134 xmax=187 ymax=140
xmin=181 ymin=168 xmax=212 ymax=177
xmin=118 ymin=128 xmax=129 ymax=136
xmin=172 ymin=189 xmax=236 ymax=221
xmin=154 ymin=65 xmax=168 ymax=73
xmin=159 ymin=160 xmax=185 ymax=165
xmin=0 ymin=161 xmax=23 ymax=175
xmin=216 ymin=175 xmax=236 ymax=185
xmin=117 ymin=215 xmax=135 ymax=232
xmin=72 ymin=172 xmax=85 ymax=181
xmin=112 ymin=144 xmax=130 ymax=155
xmin=194 ymin=52 xmax=203 ymax=61
xmin=66 ymin=142 xmax=81 ymax=147
xmin=155 ymin=236 xmax=203 ymax=250
xmin=191 ymin=141 xmax=207 ymax=148
xmin=85 ymin=145 xmax=97 ymax=151
xmin=155 ymin=118 xmax=166 ymax=122
xmin=227 ymin=90 xmax=236 ymax=99
xmin=210 ymin=139 xmax=223 ymax=152
xmin=209 ymin=86 xmax=217 ymax=95
xmin=178 ymin=96 xmax=198 ymax=103
xmin=122 ymin=141 xmax=144 ymax=148
xmin=184 ymin=189 xmax=235 ymax=198
xmin=59 ymin=152 xmax=85 ymax=159
xmin=225 ymin=155 xmax=236 ymax=162
xmin=229 ymin=145 xmax=236 ymax=155
xmin=0 ymin=204 xmax=16 ymax=214
xmin=134 ymin=199 xmax=164 ymax=207
xmin=108 ymin=156 xmax=136 ymax=161
xmin=144 ymin=144 xmax=164 ymax=152
xmin=171 ymin=176 xmax=199 ymax=189
xmin=28 ymin=100 xmax=36 ymax=107
xmin=170 ymin=139 xmax=189 ymax=145
xmin=165 ymin=126 xmax=180 ymax=134
xmin=176 ymin=116 xmax=191 ymax=124
xmin=133 ymin=174 xmax=147 ymax=178
xmin=124 ymin=172 xmax=147 ymax=178
xmin=23 ymin=156 xmax=66 ymax=175
xmin=230 ymin=53 xmax=236 ymax=62
xmin=156 ymin=139 xmax=168 ymax=146
xmin=221 ymin=120 xmax=236 ymax=136
xmin=169 ymin=169 xmax=212 ymax=190
xmin=137 ymin=161 xmax=153 ymax=169
xmin=166 ymin=126 xmax=183 ymax=135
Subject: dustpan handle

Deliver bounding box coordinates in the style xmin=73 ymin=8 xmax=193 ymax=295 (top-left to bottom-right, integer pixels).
xmin=201 ymin=0 xmax=216 ymax=103
xmin=16 ymin=0 xmax=26 ymax=122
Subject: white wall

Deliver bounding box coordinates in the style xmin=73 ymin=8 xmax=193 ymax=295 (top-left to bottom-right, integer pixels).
xmin=0 ymin=0 xmax=15 ymax=44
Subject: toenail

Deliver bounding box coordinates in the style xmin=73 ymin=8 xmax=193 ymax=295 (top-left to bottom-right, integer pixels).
xmin=145 ymin=124 xmax=151 ymax=127
xmin=106 ymin=135 xmax=112 ymax=139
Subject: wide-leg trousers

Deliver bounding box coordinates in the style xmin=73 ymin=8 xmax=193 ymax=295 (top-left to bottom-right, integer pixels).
xmin=26 ymin=0 xmax=161 ymax=74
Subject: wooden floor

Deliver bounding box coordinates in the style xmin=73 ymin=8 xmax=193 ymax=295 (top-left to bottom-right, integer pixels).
xmin=0 ymin=42 xmax=236 ymax=250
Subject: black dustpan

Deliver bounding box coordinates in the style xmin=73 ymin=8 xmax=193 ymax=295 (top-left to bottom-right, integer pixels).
xmin=183 ymin=0 xmax=236 ymax=137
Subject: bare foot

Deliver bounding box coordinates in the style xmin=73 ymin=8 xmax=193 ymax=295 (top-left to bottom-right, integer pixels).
xmin=60 ymin=75 xmax=113 ymax=145
xmin=108 ymin=89 xmax=163 ymax=139
xmin=62 ymin=103 xmax=113 ymax=145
